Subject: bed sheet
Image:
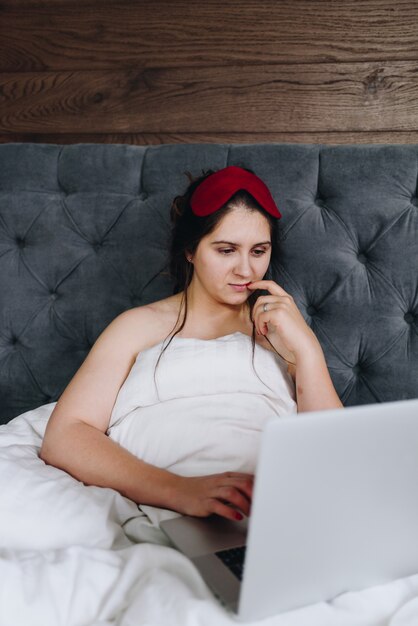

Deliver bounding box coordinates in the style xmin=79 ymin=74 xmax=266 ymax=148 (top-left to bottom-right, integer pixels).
xmin=2 ymin=405 xmax=418 ymax=626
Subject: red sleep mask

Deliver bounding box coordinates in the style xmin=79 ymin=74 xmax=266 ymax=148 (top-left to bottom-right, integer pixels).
xmin=190 ymin=166 xmax=281 ymax=219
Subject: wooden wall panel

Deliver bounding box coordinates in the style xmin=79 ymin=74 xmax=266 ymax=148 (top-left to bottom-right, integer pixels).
xmin=1 ymin=0 xmax=418 ymax=144
xmin=2 ymin=0 xmax=418 ymax=70
xmin=1 ymin=62 xmax=418 ymax=134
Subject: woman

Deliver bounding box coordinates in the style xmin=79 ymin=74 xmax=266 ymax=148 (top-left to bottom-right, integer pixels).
xmin=40 ymin=165 xmax=343 ymax=523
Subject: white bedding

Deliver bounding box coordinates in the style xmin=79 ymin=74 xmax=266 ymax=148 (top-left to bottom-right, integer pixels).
xmin=107 ymin=332 xmax=298 ymax=527
xmin=2 ymin=404 xmax=418 ymax=626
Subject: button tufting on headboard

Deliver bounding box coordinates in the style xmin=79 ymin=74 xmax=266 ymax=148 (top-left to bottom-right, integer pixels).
xmin=1 ymin=142 xmax=417 ymax=422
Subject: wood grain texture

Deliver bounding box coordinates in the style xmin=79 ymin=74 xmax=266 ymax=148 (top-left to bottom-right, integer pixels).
xmin=2 ymin=0 xmax=418 ymax=144
xmin=1 ymin=62 xmax=417 ymax=134
xmin=1 ymin=0 xmax=418 ymax=71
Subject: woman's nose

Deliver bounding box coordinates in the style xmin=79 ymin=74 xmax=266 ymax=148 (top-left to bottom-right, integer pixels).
xmin=234 ymin=255 xmax=252 ymax=277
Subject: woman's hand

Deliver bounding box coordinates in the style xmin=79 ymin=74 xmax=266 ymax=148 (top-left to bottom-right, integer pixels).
xmin=248 ymin=280 xmax=321 ymax=365
xmin=169 ymin=471 xmax=253 ymax=521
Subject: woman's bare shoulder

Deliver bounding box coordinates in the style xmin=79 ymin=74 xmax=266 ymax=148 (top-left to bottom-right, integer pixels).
xmin=108 ymin=294 xmax=182 ymax=354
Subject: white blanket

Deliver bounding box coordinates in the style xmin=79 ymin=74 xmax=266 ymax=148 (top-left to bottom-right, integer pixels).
xmin=2 ymin=403 xmax=418 ymax=626
xmin=107 ymin=331 xmax=298 ymax=527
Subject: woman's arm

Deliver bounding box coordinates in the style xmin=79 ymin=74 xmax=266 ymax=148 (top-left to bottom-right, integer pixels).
xmin=41 ymin=413 xmax=253 ymax=520
xmin=40 ymin=307 xmax=179 ymax=506
xmin=40 ymin=307 xmax=253 ymax=521
xmin=41 ymin=415 xmax=182 ymax=507
xmin=249 ymin=280 xmax=344 ymax=414
xmin=288 ymin=345 xmax=343 ymax=413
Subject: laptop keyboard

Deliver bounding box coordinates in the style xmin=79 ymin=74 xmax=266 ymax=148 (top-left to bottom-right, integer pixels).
xmin=215 ymin=546 xmax=246 ymax=580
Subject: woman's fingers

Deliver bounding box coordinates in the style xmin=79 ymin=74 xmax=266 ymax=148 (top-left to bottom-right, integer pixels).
xmin=210 ymin=499 xmax=246 ymax=521
xmin=252 ymin=295 xmax=295 ymax=336
xmin=209 ymin=475 xmax=253 ymax=519
xmin=222 ymin=473 xmax=254 ymax=499
xmin=247 ymin=279 xmax=289 ymax=297
xmin=248 ymin=280 xmax=296 ymax=336
xmin=172 ymin=472 xmax=255 ymax=520
xmin=218 ymin=485 xmax=251 ymax=514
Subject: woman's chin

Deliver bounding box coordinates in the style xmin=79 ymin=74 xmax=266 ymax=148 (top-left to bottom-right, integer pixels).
xmin=224 ymin=295 xmax=251 ymax=309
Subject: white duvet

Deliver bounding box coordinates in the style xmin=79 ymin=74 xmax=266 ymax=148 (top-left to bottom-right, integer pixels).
xmin=2 ymin=404 xmax=418 ymax=626
xmin=2 ymin=405 xmax=418 ymax=626
xmin=0 ymin=334 xmax=418 ymax=626
xmin=2 ymin=333 xmax=418 ymax=625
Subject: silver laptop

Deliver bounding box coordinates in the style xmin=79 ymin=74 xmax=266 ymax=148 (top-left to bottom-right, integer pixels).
xmin=160 ymin=397 xmax=418 ymax=622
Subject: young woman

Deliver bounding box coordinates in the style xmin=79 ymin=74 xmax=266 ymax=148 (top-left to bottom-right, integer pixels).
xmin=40 ymin=166 xmax=343 ymax=523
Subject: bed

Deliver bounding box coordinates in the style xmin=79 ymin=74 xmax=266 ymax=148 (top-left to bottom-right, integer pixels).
xmin=1 ymin=142 xmax=418 ymax=625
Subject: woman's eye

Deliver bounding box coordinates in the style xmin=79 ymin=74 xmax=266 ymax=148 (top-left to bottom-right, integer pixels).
xmin=218 ymin=248 xmax=267 ymax=256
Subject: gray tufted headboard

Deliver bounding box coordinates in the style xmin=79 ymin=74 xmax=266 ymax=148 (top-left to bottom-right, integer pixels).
xmin=1 ymin=142 xmax=417 ymax=424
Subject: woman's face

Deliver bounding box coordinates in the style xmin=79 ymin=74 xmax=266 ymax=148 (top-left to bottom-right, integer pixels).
xmin=189 ymin=205 xmax=272 ymax=305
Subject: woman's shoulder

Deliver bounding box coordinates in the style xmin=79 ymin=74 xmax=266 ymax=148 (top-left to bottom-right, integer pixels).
xmin=109 ymin=294 xmax=182 ymax=353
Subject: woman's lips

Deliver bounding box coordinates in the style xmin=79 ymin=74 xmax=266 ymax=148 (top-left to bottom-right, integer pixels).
xmin=229 ymin=282 xmax=251 ymax=292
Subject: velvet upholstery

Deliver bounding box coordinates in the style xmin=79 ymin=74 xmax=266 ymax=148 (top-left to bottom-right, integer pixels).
xmin=1 ymin=143 xmax=417 ymax=423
